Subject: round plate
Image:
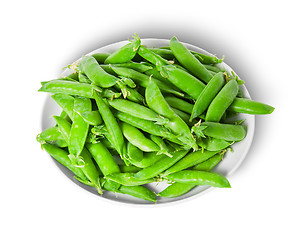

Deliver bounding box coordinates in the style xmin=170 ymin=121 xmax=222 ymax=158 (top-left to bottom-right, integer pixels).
xmin=41 ymin=39 xmax=255 ymax=205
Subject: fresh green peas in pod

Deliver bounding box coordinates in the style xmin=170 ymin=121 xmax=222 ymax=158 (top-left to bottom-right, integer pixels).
xmin=108 ymin=98 xmax=169 ymax=125
xmin=159 ymin=154 xmax=224 ymax=198
xmin=145 ymin=78 xmax=197 ymax=150
xmin=93 ymin=91 xmax=125 ymax=159
xmin=159 ymin=65 xmax=205 ymax=99
xmin=190 ymin=72 xmax=226 ymax=121
xmin=137 ymin=46 xmax=172 ymax=68
xmin=121 ymin=122 xmax=160 ymax=152
xmin=192 ymin=121 xmax=247 ymax=142
xmin=205 ymin=79 xmax=239 ymax=122
xmin=163 ymin=149 xmax=220 ymax=175
xmin=36 ymin=126 xmax=67 ymax=148
xmin=68 ymin=97 xmax=91 ymax=165
xmin=111 ymin=66 xmax=185 ymax=97
xmin=164 ymin=96 xmax=194 ymax=114
xmin=197 ymin=137 xmax=233 ymax=151
xmin=228 ymin=97 xmax=275 ymax=115
xmin=165 ymin=170 xmax=231 ymax=188
xmin=105 ymin=172 xmax=155 ymax=186
xmin=133 ymin=149 xmax=189 ymax=180
xmin=104 ymin=34 xmax=141 ymax=64
xmin=169 ymin=36 xmax=213 ymax=83
xmin=149 ymin=135 xmax=172 ymax=157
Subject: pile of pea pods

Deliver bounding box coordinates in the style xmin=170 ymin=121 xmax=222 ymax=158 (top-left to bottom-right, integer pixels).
xmin=37 ymin=35 xmax=274 ymax=202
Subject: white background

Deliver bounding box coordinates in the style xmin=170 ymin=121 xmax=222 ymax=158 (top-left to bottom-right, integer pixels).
xmin=1 ymin=0 xmax=296 ymax=239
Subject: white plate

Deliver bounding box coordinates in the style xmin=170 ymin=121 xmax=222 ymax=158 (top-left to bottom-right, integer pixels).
xmin=41 ymin=39 xmax=255 ymax=205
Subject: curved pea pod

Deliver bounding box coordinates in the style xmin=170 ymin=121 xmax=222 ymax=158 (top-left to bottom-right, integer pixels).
xmin=104 ymin=35 xmax=141 ymax=64
xmin=114 ymin=111 xmax=178 ymax=141
xmin=159 ymin=153 xmax=224 ymax=198
xmin=102 ymin=62 xmax=153 ymax=73
xmin=93 ymin=91 xmax=125 ymax=158
xmin=195 ymin=122 xmax=247 ymax=141
xmin=108 ymin=99 xmax=168 ymax=125
xmin=170 ymin=37 xmax=213 ymax=83
xmin=68 ymin=97 xmax=91 ymax=161
xmin=197 ymin=137 xmax=232 ymax=151
xmin=78 ymin=72 xmax=91 ymax=84
xmin=192 ymin=153 xmax=223 ymax=171
xmin=127 ymin=142 xmax=143 ymax=161
xmin=76 ymin=110 xmax=103 ymax=126
xmin=165 ymin=96 xmax=194 ymax=114
xmin=53 ymin=116 xmax=71 ymax=142
xmin=87 ymin=142 xmax=121 ymax=190
xmin=105 ymin=172 xmax=154 ymax=186
xmin=133 ymin=150 xmax=189 ymax=180
xmin=205 ymin=79 xmax=239 ymax=122
xmin=129 ymin=152 xmax=164 ymax=169
xmin=51 ymin=94 xmax=75 ymax=120
xmin=166 ymin=170 xmax=231 ymax=188
xmin=150 ymin=135 xmax=172 ymax=157
xmin=119 ymin=165 xmax=142 ymax=173
xmin=163 ymin=150 xmax=219 ymax=175
xmin=79 ymin=55 xmax=119 ymax=88
xmin=190 ymin=72 xmax=226 ymax=121
xmin=39 ymin=80 xmax=99 ymax=98
xmin=158 ymin=182 xmax=195 ymax=198
xmin=36 ymin=126 xmax=67 ymax=147
xmin=145 ymin=78 xmax=197 ymax=150
xmin=118 ymin=185 xmax=157 ymax=202
xmin=121 ymin=122 xmax=160 ymax=152
xmin=138 ymin=46 xmax=172 ymax=67
xmin=92 ymin=52 xmax=110 ymax=64
xmin=41 ymin=143 xmax=87 ymax=182
xmin=159 ymin=65 xmax=205 ymax=99
xmin=111 ymin=66 xmax=184 ymax=97
xmin=228 ymin=98 xmax=274 ymax=115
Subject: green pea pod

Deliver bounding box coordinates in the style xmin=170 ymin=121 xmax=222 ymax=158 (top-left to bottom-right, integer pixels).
xmin=154 ymin=154 xmax=224 ymax=198
xmin=145 ymin=78 xmax=197 ymax=150
xmin=104 ymin=35 xmax=141 ymax=64
xmin=203 ymin=64 xmax=222 ymax=73
xmin=53 ymin=116 xmax=71 ymax=142
xmin=134 ymin=150 xmax=189 ymax=180
xmin=150 ymin=135 xmax=172 ymax=157
xmin=148 ymin=48 xmax=175 ymax=60
xmin=68 ymin=97 xmax=91 ymax=162
xmin=114 ymin=111 xmax=178 ymax=141
xmin=118 ymin=185 xmax=157 ymax=202
xmin=111 ymin=66 xmax=184 ymax=97
xmin=101 ymin=62 xmax=153 ymax=73
xmin=127 ymin=142 xmax=143 ymax=162
xmin=51 ymin=94 xmax=75 ymax=121
xmin=138 ymin=46 xmax=171 ymax=67
xmin=165 ymin=96 xmax=194 ymax=114
xmin=87 ymin=142 xmax=121 ymax=190
xmin=108 ymin=99 xmax=168 ymax=125
xmin=192 ymin=153 xmax=223 ymax=171
xmin=39 ymin=80 xmax=100 ymax=98
xmin=76 ymin=110 xmax=103 ymax=126
xmin=103 ymin=181 xmax=156 ymax=202
xmin=92 ymin=52 xmax=110 ymax=64
xmin=93 ymin=91 xmax=125 ymax=158
xmin=228 ymin=98 xmax=274 ymax=115
xmin=119 ymin=165 xmax=142 ymax=173
xmin=191 ymin=72 xmax=226 ymax=121
xmin=79 ymin=55 xmax=119 ymax=88
xmin=197 ymin=137 xmax=232 ymax=151
xmin=205 ymin=79 xmax=239 ymax=122
xmin=171 ymin=107 xmax=193 ymax=126
xmin=159 ymin=65 xmax=205 ymax=99
xmin=78 ymin=72 xmax=91 ymax=84
xmin=170 ymin=37 xmax=213 ymax=83
xmin=36 ymin=126 xmax=67 ymax=147
xmin=194 ymin=122 xmax=247 ymax=141
xmin=42 ymin=143 xmax=87 ymax=182
xmin=105 ymin=172 xmax=154 ymax=186
xmin=128 ymin=152 xmax=164 ymax=168
xmin=122 ymin=122 xmax=160 ymax=152
xmin=114 ymin=83 xmax=144 ymax=103
xmin=166 ymin=170 xmax=231 ymax=188
xmin=164 ymin=150 xmax=219 ymax=175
